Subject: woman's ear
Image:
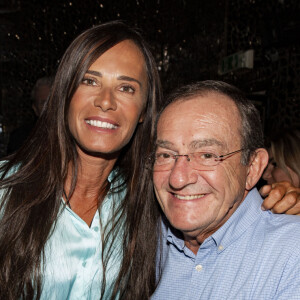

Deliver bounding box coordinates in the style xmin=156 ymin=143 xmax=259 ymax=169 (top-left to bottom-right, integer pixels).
xmin=246 ymin=148 xmax=269 ymax=190
xmin=138 ymin=113 xmax=145 ymax=123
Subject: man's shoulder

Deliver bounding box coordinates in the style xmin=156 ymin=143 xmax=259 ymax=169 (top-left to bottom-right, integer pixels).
xmin=261 ymin=211 xmax=300 ymax=234
xmin=244 ymin=188 xmax=300 ymax=240
xmin=253 ymin=210 xmax=300 ymax=254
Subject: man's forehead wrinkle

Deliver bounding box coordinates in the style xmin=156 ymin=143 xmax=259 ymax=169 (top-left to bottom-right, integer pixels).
xmin=196 ymin=111 xmax=231 ymax=124
xmin=193 ymin=113 xmax=232 ymax=136
xmin=194 ymin=107 xmax=240 ymax=138
xmin=194 ymin=112 xmax=216 ymax=122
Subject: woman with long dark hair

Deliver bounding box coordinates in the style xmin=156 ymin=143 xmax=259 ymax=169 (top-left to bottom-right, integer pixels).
xmin=0 ymin=21 xmax=162 ymax=299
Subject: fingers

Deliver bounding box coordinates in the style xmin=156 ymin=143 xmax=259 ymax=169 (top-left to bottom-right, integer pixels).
xmin=284 ymin=192 xmax=300 ymax=215
xmin=270 ymin=191 xmax=297 ymax=214
xmin=261 ymin=182 xmax=290 ymax=211
xmin=259 ymin=184 xmax=272 ymax=198
xmin=260 ymin=181 xmax=300 ymax=214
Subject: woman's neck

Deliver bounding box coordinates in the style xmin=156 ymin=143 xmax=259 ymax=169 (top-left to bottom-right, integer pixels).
xmin=64 ymin=148 xmax=118 ymax=225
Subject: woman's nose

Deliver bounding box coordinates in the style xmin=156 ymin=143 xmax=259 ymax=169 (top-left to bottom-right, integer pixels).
xmin=94 ymin=88 xmax=117 ymax=111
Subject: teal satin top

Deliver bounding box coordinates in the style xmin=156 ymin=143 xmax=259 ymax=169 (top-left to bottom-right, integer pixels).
xmin=41 ymin=174 xmax=125 ymax=299
xmin=0 ymin=164 xmax=125 ymax=299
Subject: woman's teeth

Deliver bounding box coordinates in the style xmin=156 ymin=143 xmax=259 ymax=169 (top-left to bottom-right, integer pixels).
xmin=86 ymin=120 xmax=118 ymax=129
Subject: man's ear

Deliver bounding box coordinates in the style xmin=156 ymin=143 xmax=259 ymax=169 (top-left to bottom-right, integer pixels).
xmin=246 ymin=148 xmax=269 ymax=190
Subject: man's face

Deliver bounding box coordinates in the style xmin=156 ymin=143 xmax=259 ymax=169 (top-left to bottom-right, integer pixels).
xmin=153 ymin=93 xmax=250 ymax=242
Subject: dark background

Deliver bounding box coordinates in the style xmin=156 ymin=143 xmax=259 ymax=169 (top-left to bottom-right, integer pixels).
xmin=0 ymin=0 xmax=299 ymax=156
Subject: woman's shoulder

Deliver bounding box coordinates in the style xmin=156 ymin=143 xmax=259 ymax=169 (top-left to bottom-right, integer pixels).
xmin=0 ymin=159 xmax=19 ymax=178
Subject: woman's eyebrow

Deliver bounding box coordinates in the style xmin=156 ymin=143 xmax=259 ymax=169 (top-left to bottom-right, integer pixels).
xmin=117 ymin=75 xmax=142 ymax=88
xmin=86 ymin=70 xmax=102 ymax=77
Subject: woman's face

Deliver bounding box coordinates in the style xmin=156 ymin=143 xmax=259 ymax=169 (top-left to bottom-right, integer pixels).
xmin=68 ymin=40 xmax=148 ymax=156
xmin=262 ymin=149 xmax=300 ymax=187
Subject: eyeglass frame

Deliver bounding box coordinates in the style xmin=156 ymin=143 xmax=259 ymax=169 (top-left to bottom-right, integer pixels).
xmin=147 ymin=148 xmax=245 ymax=171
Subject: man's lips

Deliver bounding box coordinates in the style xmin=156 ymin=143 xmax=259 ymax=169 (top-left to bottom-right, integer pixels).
xmin=85 ymin=118 xmax=119 ymax=129
xmin=173 ymin=193 xmax=206 ymax=200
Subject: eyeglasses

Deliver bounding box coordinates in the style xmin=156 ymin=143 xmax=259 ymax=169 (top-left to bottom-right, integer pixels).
xmin=148 ymin=149 xmax=244 ymax=172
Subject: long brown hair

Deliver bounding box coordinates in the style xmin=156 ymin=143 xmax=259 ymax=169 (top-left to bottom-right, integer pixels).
xmin=0 ymin=21 xmax=162 ymax=299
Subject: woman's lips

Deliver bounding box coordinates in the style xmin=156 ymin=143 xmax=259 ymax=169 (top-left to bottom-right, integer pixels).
xmin=85 ymin=119 xmax=118 ymax=129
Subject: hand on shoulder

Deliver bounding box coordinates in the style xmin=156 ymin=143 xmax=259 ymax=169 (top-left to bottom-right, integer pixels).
xmin=260 ymin=181 xmax=300 ymax=215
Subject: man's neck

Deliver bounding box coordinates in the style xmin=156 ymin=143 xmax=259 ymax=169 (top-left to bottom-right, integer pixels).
xmin=183 ymin=191 xmax=248 ymax=255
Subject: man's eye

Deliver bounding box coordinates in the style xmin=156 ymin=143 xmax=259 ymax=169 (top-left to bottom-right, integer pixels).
xmin=154 ymin=152 xmax=173 ymax=164
xmin=120 ymin=85 xmax=135 ymax=94
xmin=156 ymin=152 xmax=171 ymax=159
xmin=82 ymin=78 xmax=97 ymax=86
xmin=200 ymin=152 xmax=215 ymax=159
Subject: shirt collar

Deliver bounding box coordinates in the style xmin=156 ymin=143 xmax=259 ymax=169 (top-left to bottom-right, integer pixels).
xmin=210 ymin=188 xmax=264 ymax=250
xmin=167 ymin=224 xmax=185 ymax=251
xmin=107 ymin=169 xmax=117 ymax=183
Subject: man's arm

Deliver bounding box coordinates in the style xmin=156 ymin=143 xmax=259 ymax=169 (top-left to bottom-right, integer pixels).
xmin=260 ymin=181 xmax=300 ymax=215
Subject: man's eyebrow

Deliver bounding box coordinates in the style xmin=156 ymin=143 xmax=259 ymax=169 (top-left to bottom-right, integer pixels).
xmin=155 ymin=140 xmax=174 ymax=149
xmin=190 ymin=139 xmax=224 ymax=150
xmin=85 ymin=71 xmax=142 ymax=88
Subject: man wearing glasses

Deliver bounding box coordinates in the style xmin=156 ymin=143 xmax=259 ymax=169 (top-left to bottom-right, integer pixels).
xmin=151 ymin=81 xmax=300 ymax=299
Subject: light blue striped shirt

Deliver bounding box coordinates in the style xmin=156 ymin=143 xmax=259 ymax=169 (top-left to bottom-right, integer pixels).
xmin=152 ymin=188 xmax=300 ymax=300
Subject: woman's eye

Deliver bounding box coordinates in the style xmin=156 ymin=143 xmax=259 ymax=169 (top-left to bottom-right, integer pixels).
xmin=271 ymin=161 xmax=277 ymax=168
xmin=268 ymin=158 xmax=277 ymax=168
xmin=82 ymin=78 xmax=97 ymax=86
xmin=119 ymin=85 xmax=135 ymax=94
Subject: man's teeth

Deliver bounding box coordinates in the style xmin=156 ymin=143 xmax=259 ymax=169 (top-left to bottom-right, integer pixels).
xmin=86 ymin=120 xmax=117 ymax=129
xmin=175 ymin=194 xmax=205 ymax=200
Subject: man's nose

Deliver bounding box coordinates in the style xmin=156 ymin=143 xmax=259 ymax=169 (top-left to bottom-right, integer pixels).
xmin=168 ymin=156 xmax=197 ymax=190
xmin=94 ymin=88 xmax=117 ymax=111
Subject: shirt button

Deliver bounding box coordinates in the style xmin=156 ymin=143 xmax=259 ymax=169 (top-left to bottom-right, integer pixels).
xmin=93 ymin=227 xmax=99 ymax=232
xmin=82 ymin=261 xmax=87 ymax=267
xmin=218 ymin=245 xmax=224 ymax=251
xmin=195 ymin=264 xmax=203 ymax=272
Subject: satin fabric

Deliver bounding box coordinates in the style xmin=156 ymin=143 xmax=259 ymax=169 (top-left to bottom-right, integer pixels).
xmin=41 ymin=173 xmax=125 ymax=299
xmin=0 ymin=164 xmax=125 ymax=299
